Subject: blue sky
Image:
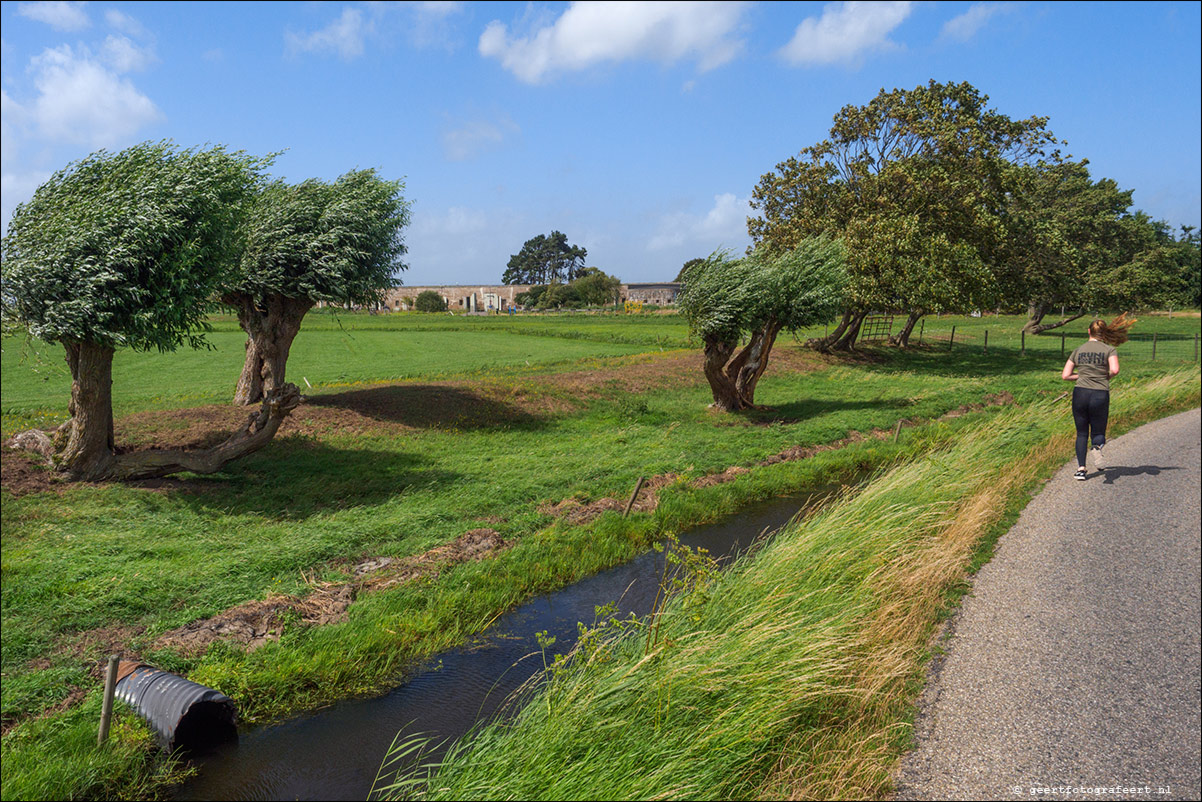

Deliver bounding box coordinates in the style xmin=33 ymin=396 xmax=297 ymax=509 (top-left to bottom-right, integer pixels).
xmin=2 ymin=1 xmax=1199 ymax=286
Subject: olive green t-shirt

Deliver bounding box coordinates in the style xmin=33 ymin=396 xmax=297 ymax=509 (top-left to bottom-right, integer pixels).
xmin=1069 ymin=340 xmax=1116 ymax=391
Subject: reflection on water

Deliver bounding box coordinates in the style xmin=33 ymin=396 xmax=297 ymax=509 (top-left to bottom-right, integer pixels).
xmin=176 ymin=488 xmax=837 ymax=802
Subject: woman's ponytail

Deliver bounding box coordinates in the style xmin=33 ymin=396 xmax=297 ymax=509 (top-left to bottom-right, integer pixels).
xmin=1088 ymin=313 xmax=1137 ymax=347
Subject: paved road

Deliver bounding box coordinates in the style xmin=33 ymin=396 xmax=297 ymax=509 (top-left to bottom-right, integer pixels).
xmin=894 ymin=408 xmax=1201 ymax=802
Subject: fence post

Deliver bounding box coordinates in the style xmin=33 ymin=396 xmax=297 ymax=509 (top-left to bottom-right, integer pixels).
xmin=1152 ymin=332 xmax=1157 ymax=361
xmin=98 ymin=654 xmax=118 ymax=746
xmin=919 ymin=318 xmax=924 ymax=345
xmin=949 ymin=325 xmax=955 ymax=352
xmin=1021 ymin=330 xmax=1025 ymax=356
xmin=983 ymin=329 xmax=988 ymax=354
xmin=1061 ymin=332 xmax=1066 ymax=358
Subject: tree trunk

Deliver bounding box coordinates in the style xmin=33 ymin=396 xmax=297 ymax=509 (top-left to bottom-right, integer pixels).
xmin=731 ymin=318 xmax=781 ymax=407
xmin=702 ymin=338 xmax=742 ymax=411
xmin=830 ymin=310 xmax=868 ymax=352
xmin=806 ymin=308 xmax=853 ymax=352
xmin=10 ymin=383 xmax=302 ymax=482
xmin=701 ymin=318 xmax=784 ymax=412
xmin=1021 ymin=301 xmax=1047 ymax=334
xmin=889 ymin=311 xmax=923 ymax=348
xmin=1027 ymin=307 xmax=1087 ymax=335
xmin=54 ymin=341 xmax=117 ymax=481
xmin=228 ymin=293 xmax=315 ymax=405
xmin=110 ymin=384 xmax=302 ymax=480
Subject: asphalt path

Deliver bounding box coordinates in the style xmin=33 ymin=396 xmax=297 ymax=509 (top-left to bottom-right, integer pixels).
xmin=894 ymin=407 xmax=1201 ymax=802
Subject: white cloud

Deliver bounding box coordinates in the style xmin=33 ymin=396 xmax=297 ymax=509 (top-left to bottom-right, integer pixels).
xmin=104 ymin=8 xmax=150 ymax=39
xmin=286 ymin=7 xmax=371 ymax=60
xmin=778 ymin=1 xmax=912 ymax=67
xmin=17 ymin=1 xmax=90 ymax=32
xmin=648 ymin=193 xmax=750 ymax=252
xmin=940 ymin=3 xmax=1014 ymax=42
xmin=441 ymin=114 xmax=520 ymax=161
xmin=100 ymin=35 xmax=156 ymax=72
xmin=479 ymin=1 xmax=749 ymax=84
xmin=26 ymin=44 xmax=163 ymax=147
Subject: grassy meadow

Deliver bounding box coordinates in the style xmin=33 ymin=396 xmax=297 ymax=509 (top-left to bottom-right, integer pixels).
xmin=1 ymin=309 xmax=1198 ymax=800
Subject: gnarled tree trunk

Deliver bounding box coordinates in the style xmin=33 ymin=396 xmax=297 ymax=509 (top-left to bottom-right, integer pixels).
xmin=226 ymin=293 xmax=315 ymax=405
xmin=54 ymin=340 xmax=117 ymax=481
xmin=806 ymin=308 xmax=853 ymax=353
xmin=110 ymin=384 xmax=302 ymax=480
xmin=9 ymin=339 xmax=302 ymax=481
xmin=889 ymin=311 xmax=923 ymax=348
xmin=829 ymin=309 xmax=868 ymax=352
xmin=702 ymin=317 xmax=784 ymax=412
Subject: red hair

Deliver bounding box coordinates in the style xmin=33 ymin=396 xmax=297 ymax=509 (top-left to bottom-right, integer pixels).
xmin=1088 ymin=313 xmax=1136 ymax=347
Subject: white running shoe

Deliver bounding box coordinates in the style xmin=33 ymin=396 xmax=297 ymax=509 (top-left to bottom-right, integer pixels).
xmin=1090 ymin=444 xmax=1106 ymax=470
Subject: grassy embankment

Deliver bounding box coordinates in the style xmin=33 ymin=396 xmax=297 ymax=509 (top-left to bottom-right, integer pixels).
xmin=2 ymin=311 xmax=1198 ymax=800
xmin=387 ymin=368 xmax=1201 ymax=801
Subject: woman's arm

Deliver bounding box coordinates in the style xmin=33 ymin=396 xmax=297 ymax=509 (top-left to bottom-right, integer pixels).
xmin=1108 ymin=353 xmax=1120 ymax=377
xmin=1062 ymin=359 xmax=1078 ymax=381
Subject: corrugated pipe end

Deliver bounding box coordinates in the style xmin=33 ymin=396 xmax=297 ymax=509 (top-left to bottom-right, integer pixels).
xmin=115 ymin=661 xmax=238 ymax=752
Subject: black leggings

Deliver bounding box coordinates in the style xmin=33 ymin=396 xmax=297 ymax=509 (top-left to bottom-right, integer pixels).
xmin=1072 ymin=387 xmax=1109 ymax=467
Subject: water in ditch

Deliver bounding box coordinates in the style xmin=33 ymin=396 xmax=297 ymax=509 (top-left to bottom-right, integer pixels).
xmin=175 ymin=487 xmax=839 ymax=801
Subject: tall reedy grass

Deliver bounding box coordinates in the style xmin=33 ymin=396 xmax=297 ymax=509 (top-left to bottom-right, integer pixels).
xmin=379 ymin=368 xmax=1200 ymax=801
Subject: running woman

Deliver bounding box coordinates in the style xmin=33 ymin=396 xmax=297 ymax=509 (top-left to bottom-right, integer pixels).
xmin=1061 ymin=314 xmax=1135 ymax=480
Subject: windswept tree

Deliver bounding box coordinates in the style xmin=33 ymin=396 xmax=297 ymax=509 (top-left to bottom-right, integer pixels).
xmin=750 ymin=80 xmax=1060 ymax=350
xmin=226 ymin=169 xmax=410 ymax=404
xmin=501 ymin=231 xmax=587 ymax=285
xmin=678 ymin=239 xmax=846 ymax=412
xmin=0 ymin=141 xmax=297 ymax=481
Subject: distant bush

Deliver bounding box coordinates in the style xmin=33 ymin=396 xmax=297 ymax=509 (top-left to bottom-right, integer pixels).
xmin=415 ymin=290 xmax=447 ymax=312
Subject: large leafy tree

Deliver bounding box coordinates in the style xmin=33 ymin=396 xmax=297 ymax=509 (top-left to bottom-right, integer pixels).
xmin=1 ymin=141 xmax=294 ymax=481
xmin=1002 ymin=160 xmax=1142 ymax=332
xmin=749 ymin=80 xmax=1059 ymax=349
xmin=226 ymin=169 xmax=410 ymax=404
xmin=501 ymin=231 xmax=587 ymax=285
xmin=678 ymin=239 xmax=846 ymax=412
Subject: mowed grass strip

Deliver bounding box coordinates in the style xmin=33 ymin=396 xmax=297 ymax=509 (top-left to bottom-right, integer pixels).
xmin=388 ymin=369 xmax=1201 ymax=802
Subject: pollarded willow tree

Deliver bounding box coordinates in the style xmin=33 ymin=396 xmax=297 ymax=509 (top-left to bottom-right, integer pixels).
xmin=225 ymin=169 xmax=410 ymax=404
xmin=678 ymin=238 xmax=846 ymax=412
xmin=1 ymin=141 xmax=302 ymax=481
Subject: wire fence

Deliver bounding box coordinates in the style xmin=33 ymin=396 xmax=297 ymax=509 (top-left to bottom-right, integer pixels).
xmin=903 ymin=323 xmax=1200 ymax=363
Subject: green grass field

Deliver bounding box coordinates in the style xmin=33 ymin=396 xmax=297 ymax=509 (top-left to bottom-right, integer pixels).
xmin=2 ymin=309 xmax=1198 ymax=800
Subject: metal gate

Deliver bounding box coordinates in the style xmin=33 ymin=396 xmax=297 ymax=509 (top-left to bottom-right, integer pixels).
xmin=858 ymin=314 xmax=894 ymax=343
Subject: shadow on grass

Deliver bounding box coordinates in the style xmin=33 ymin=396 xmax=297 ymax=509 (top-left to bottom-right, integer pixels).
xmin=306 ymin=385 xmax=548 ymax=431
xmin=744 ymin=396 xmax=917 ymax=425
xmin=842 ymin=344 xmax=1063 ymax=379
xmin=171 ymin=437 xmax=463 ymax=520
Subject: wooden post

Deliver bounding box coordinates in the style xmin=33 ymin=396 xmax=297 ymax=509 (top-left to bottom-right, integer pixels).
xmin=1021 ymin=330 xmax=1025 ymax=356
xmin=1152 ymin=332 xmax=1157 ymax=361
xmin=1061 ymin=332 xmax=1066 ymax=357
xmin=949 ymin=325 xmax=956 ymax=352
xmin=893 ymin=419 xmax=904 ymax=443
xmin=623 ymin=477 xmax=646 ymax=517
xmin=983 ymin=329 xmax=988 ymax=354
xmin=98 ymin=654 xmax=118 ymax=746
xmin=918 ymin=318 xmax=924 ymax=344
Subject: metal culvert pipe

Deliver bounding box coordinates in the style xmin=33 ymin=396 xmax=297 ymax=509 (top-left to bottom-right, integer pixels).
xmin=114 ymin=661 xmax=238 ymax=752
